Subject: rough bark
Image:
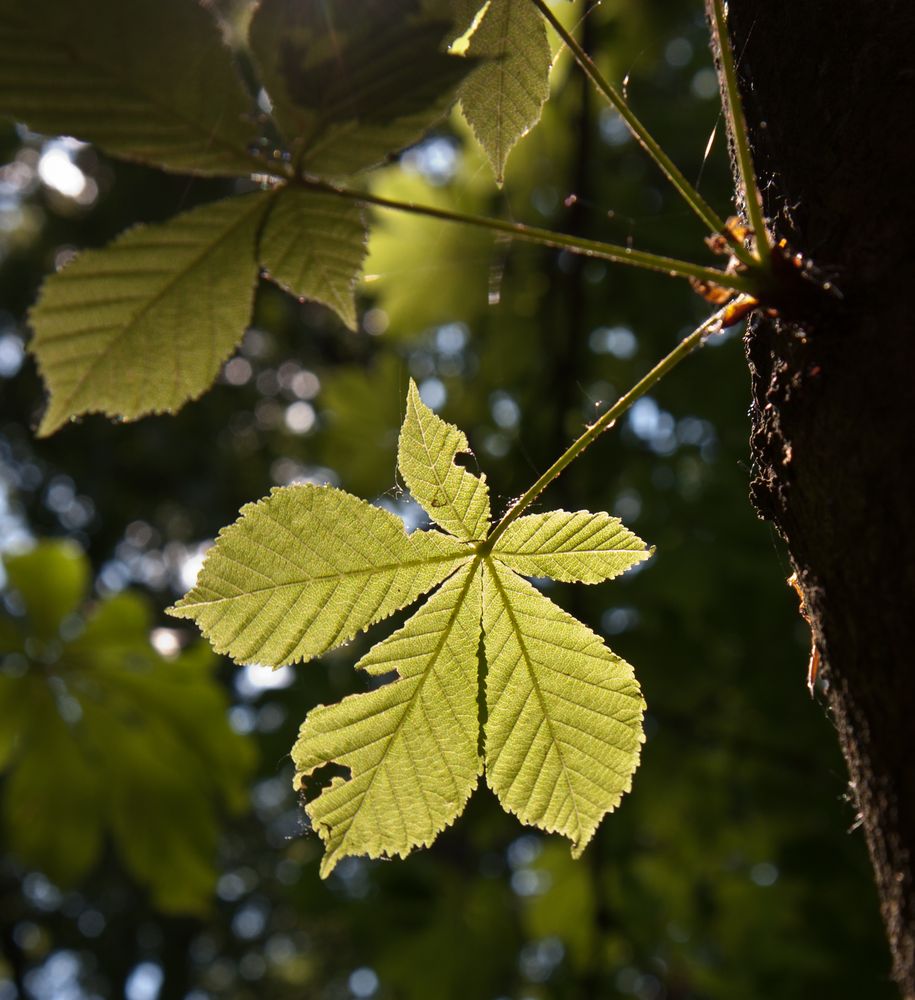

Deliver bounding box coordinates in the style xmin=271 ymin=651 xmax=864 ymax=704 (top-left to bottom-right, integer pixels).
xmin=705 ymin=1 xmax=915 ymax=994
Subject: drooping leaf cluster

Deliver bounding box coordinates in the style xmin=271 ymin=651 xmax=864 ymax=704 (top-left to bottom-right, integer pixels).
xmin=0 ymin=0 xmax=553 ymax=434
xmin=171 ymin=382 xmax=650 ymax=875
xmin=0 ymin=541 xmax=255 ymax=913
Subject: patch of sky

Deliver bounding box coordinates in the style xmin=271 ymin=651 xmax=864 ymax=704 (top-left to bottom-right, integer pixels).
xmin=589 ymin=325 xmax=637 ymax=359
xmin=125 ymin=963 xmax=163 ymax=1000
xmin=349 ymin=967 xmax=380 ymax=999
xmin=400 ymin=136 xmax=459 ymax=186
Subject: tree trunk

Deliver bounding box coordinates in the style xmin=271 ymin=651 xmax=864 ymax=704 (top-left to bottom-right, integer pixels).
xmin=705 ymin=1 xmax=915 ymax=995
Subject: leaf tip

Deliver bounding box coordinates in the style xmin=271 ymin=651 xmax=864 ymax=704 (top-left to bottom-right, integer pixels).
xmin=340 ymin=303 xmax=359 ymax=333
xmin=35 ymin=415 xmax=61 ymax=439
xmin=404 ymin=376 xmax=433 ymax=423
xmin=570 ymin=839 xmax=589 ymax=861
xmin=35 ymin=395 xmax=68 ymax=438
xmin=164 ymin=600 xmax=187 ymax=619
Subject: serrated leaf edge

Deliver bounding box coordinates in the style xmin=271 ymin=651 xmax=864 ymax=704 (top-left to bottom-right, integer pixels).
xmin=167 ymin=484 xmax=473 ymax=666
xmin=491 ymin=508 xmax=654 ymax=584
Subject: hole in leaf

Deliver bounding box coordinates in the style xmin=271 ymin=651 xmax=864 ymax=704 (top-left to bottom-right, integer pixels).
xmin=452 ymin=450 xmax=476 ymax=471
xmin=296 ymin=762 xmax=350 ymax=806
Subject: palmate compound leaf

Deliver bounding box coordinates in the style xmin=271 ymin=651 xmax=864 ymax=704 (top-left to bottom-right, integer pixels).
xmin=459 ymin=0 xmax=553 ymax=183
xmin=12 ymin=1 xmax=477 ymax=431
xmin=249 ymin=0 xmax=477 ymax=178
xmin=31 ymin=185 xmax=366 ymax=433
xmin=175 ymin=381 xmax=649 ymax=874
xmin=0 ymin=0 xmax=257 ymax=177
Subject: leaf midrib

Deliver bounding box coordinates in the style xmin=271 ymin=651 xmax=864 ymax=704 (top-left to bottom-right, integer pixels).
xmin=40 ymin=192 xmax=270 ymax=422
xmin=492 ymin=0 xmax=512 ymax=171
xmin=330 ymin=558 xmax=481 ymax=863
xmin=494 ymin=547 xmax=647 ymax=557
xmin=176 ymin=551 xmax=470 ymax=608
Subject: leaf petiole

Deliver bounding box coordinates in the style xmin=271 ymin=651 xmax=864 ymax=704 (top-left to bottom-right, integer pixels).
xmin=529 ymin=0 xmax=757 ymax=271
xmin=484 ymin=302 xmax=737 ymax=548
xmin=708 ymin=0 xmax=771 ymax=264
xmin=297 ymin=176 xmax=757 ymax=294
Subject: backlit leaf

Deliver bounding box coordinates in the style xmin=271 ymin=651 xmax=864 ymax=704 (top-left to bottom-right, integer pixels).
xmin=295 ymin=561 xmax=483 ymax=876
xmin=4 ymin=539 xmax=88 ymax=636
xmin=481 ymin=558 xmax=644 ymax=855
xmin=361 ymin=164 xmax=494 ymax=332
xmin=31 ymin=192 xmax=270 ymax=435
xmin=4 ymin=690 xmax=106 ymax=885
xmin=260 ymin=187 xmax=368 ymax=330
xmin=493 ymin=510 xmax=651 ymax=583
xmin=249 ymin=0 xmax=475 ymax=177
xmin=445 ymin=0 xmax=488 ymax=42
xmin=398 ymin=379 xmax=491 ymax=541
xmin=169 ymin=484 xmax=471 ymax=667
xmin=181 ymin=385 xmax=647 ymax=872
xmin=0 ymin=547 xmax=254 ymax=913
xmin=69 ymin=595 xmax=253 ymax=815
xmin=460 ymin=0 xmax=552 ymax=182
xmin=0 ymin=676 xmax=19 ymax=770
xmin=0 ymin=0 xmax=257 ymax=176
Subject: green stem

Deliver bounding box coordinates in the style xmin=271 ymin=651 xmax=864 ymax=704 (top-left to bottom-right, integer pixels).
xmin=709 ymin=0 xmax=771 ymax=264
xmin=484 ymin=304 xmax=732 ymax=547
xmin=530 ymin=0 xmax=757 ymax=271
xmin=298 ymin=176 xmax=757 ymax=294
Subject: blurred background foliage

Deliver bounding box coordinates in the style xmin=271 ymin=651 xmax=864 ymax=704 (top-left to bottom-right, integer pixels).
xmin=0 ymin=1 xmax=893 ymax=998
